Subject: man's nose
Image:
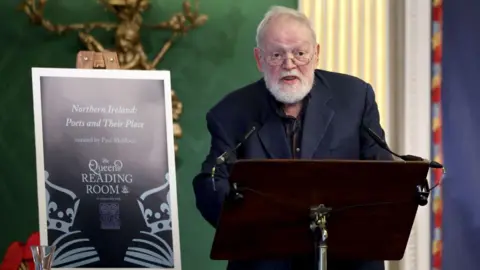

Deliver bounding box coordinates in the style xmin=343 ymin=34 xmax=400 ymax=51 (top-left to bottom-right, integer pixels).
xmin=282 ymin=57 xmax=296 ymax=69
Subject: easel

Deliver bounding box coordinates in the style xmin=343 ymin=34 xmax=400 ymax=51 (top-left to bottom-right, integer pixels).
xmin=75 ymin=51 xmax=120 ymax=69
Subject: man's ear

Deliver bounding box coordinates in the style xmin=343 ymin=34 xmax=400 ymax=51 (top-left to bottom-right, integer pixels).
xmin=314 ymin=43 xmax=320 ymax=66
xmin=254 ymin=47 xmax=263 ymax=72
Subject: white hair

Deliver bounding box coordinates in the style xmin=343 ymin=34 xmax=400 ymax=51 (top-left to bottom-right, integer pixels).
xmin=255 ymin=6 xmax=317 ymax=48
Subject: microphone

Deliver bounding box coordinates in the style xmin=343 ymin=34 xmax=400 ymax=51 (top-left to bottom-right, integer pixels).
xmin=216 ymin=125 xmax=257 ymax=165
xmin=362 ymin=125 xmax=444 ymax=169
xmin=362 ymin=125 xmax=445 ymax=206
xmin=211 ymin=124 xmax=259 ymax=191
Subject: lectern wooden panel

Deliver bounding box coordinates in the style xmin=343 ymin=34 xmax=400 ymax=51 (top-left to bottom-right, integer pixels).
xmin=210 ymin=159 xmax=429 ymax=264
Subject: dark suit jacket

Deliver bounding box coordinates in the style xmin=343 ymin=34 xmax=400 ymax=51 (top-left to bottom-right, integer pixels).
xmin=193 ymin=69 xmax=392 ymax=270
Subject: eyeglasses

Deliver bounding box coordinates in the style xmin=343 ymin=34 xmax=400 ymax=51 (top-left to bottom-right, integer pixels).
xmin=259 ymin=48 xmax=316 ymax=66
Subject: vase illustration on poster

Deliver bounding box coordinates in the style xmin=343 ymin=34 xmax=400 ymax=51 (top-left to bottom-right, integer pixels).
xmin=44 ymin=169 xmax=174 ymax=268
xmin=18 ymin=0 xmax=209 ymax=153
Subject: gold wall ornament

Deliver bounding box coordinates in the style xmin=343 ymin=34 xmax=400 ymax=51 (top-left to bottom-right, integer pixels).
xmin=19 ymin=0 xmax=208 ymax=153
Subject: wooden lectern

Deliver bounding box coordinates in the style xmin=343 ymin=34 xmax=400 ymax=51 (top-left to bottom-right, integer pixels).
xmin=210 ymin=159 xmax=431 ymax=270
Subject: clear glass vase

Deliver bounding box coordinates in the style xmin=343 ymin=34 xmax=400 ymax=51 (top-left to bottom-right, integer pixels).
xmin=30 ymin=245 xmax=56 ymax=270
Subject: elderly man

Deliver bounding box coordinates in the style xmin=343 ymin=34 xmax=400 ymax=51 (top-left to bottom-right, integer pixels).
xmin=193 ymin=5 xmax=390 ymax=270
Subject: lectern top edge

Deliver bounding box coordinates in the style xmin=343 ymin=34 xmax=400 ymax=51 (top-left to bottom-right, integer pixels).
xmin=234 ymin=158 xmax=425 ymax=164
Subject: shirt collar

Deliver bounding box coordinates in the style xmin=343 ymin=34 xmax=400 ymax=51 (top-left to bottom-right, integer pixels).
xmin=269 ymin=91 xmax=311 ymax=120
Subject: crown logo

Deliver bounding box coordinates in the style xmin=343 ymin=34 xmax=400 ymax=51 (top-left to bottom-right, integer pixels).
xmin=44 ymin=171 xmax=100 ymax=268
xmin=125 ymin=172 xmax=174 ymax=267
xmin=45 ymin=171 xmax=80 ymax=234
xmin=137 ymin=172 xmax=172 ymax=234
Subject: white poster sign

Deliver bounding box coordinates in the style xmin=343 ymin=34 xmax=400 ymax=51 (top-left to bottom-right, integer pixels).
xmin=31 ymin=68 xmax=181 ymax=270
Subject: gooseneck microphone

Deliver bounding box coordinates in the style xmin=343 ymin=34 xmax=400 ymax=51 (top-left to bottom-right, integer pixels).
xmin=211 ymin=125 xmax=259 ymax=191
xmin=216 ymin=126 xmax=257 ymax=165
xmin=362 ymin=125 xmax=444 ymax=170
xmin=362 ymin=125 xmax=445 ymax=206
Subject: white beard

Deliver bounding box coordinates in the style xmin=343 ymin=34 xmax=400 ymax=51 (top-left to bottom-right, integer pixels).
xmin=264 ymin=70 xmax=313 ymax=104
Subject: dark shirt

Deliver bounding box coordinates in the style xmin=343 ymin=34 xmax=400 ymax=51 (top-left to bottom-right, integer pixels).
xmin=270 ymin=93 xmax=310 ymax=159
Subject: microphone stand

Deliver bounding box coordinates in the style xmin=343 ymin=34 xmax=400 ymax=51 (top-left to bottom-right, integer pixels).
xmin=310 ymin=204 xmax=331 ymax=270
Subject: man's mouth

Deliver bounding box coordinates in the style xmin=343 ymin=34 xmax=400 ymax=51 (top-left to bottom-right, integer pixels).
xmin=281 ymin=76 xmax=299 ymax=84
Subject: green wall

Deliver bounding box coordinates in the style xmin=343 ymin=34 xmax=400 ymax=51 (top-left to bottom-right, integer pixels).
xmin=0 ymin=0 xmax=296 ymax=269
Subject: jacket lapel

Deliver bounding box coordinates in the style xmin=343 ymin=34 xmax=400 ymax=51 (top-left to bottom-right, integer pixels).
xmin=258 ymin=112 xmax=291 ymax=159
xmin=300 ymin=76 xmax=335 ymax=159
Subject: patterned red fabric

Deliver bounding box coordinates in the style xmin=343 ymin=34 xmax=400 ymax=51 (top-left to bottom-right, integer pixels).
xmin=0 ymin=232 xmax=40 ymax=270
xmin=431 ymin=0 xmax=444 ymax=269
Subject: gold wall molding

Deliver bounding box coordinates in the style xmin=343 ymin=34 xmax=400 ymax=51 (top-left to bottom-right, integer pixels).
xmin=19 ymin=0 xmax=207 ymax=153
